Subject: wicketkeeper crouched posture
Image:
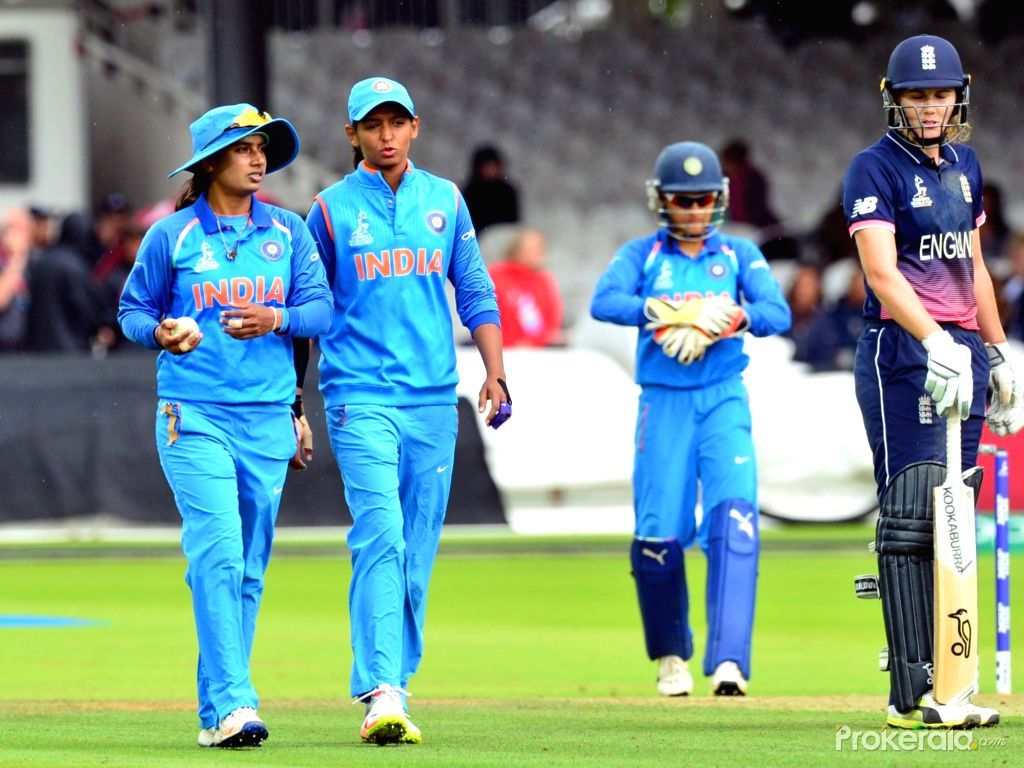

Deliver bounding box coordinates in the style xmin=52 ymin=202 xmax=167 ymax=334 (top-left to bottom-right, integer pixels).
xmin=118 ymin=104 xmax=332 ymax=748
xmin=845 ymin=34 xmax=1024 ymax=729
xmin=590 ymin=141 xmax=790 ymax=697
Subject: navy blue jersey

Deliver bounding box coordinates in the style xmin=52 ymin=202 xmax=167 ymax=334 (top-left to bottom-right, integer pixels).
xmin=842 ymin=131 xmax=985 ymax=328
xmin=590 ymin=230 xmax=791 ymax=389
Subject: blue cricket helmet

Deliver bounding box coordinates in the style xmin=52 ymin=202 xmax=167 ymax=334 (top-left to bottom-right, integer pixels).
xmin=646 ymin=142 xmax=729 ymax=241
xmin=881 ymin=34 xmax=970 ymax=143
xmin=885 ymin=34 xmax=967 ymax=90
xmin=650 ymin=141 xmax=725 ymax=193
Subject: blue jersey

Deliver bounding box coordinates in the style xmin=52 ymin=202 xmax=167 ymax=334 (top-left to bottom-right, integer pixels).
xmin=306 ymin=160 xmax=499 ymax=408
xmin=590 ymin=230 xmax=790 ymax=389
xmin=119 ymin=193 xmax=333 ymax=404
xmin=842 ymin=131 xmax=985 ymax=328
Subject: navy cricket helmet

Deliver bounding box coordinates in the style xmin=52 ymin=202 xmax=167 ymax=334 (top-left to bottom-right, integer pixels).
xmin=646 ymin=141 xmax=730 ymax=241
xmin=881 ymin=35 xmax=970 ymax=144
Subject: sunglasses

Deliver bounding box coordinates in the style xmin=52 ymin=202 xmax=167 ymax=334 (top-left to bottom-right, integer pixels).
xmin=667 ymin=192 xmax=717 ymax=208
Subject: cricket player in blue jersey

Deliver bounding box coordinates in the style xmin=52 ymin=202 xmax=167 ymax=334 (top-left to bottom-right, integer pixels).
xmin=591 ymin=141 xmax=790 ymax=698
xmin=118 ymin=103 xmax=333 ymax=748
xmin=844 ymin=34 xmax=1022 ymax=730
xmin=305 ymin=77 xmax=509 ymax=745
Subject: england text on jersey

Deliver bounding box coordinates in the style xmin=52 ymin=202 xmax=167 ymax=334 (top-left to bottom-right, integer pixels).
xmin=918 ymin=231 xmax=972 ymax=261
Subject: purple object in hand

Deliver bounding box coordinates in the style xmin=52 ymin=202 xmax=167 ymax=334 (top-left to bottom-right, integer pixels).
xmin=490 ymin=401 xmax=512 ymax=429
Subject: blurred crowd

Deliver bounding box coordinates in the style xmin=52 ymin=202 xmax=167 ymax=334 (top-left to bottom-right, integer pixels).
xmin=0 ymin=194 xmax=147 ymax=356
xmin=5 ymin=138 xmax=1024 ymax=366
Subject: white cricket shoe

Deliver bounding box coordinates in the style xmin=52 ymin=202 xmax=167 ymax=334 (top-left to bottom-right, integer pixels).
xmin=358 ymin=684 xmax=422 ymax=745
xmin=211 ymin=707 xmax=268 ymax=747
xmin=887 ymin=692 xmax=1000 ymax=729
xmin=711 ymin=661 xmax=748 ymax=696
xmin=197 ymin=727 xmax=215 ymax=747
xmin=656 ymin=655 xmax=693 ymax=696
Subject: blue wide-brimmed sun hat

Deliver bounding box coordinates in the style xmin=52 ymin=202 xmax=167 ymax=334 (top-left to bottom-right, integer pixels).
xmin=347 ymin=77 xmax=415 ymax=123
xmin=168 ymin=103 xmax=300 ymax=178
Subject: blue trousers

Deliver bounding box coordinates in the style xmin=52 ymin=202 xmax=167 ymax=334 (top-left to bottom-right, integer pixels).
xmin=326 ymin=404 xmax=458 ymax=698
xmin=633 ymin=379 xmax=759 ymax=674
xmin=854 ymin=323 xmax=988 ymax=498
xmin=156 ymin=400 xmax=293 ymax=728
xmin=633 ymin=380 xmax=757 ymax=547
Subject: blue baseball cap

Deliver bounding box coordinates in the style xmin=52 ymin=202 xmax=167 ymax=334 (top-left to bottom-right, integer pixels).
xmin=168 ymin=103 xmax=300 ymax=178
xmin=347 ymin=77 xmax=415 ymax=123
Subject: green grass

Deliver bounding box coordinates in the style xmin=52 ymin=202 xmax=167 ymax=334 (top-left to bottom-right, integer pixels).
xmin=1 ymin=525 xmax=1023 ymax=765
xmin=3 ymin=699 xmax=1018 ymax=767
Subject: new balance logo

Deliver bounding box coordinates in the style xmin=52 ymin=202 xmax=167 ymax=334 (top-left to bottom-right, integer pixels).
xmin=729 ymin=509 xmax=755 ymax=540
xmin=850 ymin=196 xmax=878 ymax=217
xmin=641 ymin=548 xmax=668 ymax=566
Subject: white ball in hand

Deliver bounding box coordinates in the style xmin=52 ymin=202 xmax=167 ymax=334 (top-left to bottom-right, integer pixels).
xmin=168 ymin=316 xmax=200 ymax=352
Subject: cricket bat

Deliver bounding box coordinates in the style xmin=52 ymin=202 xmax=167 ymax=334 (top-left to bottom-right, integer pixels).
xmin=933 ymin=412 xmax=978 ymax=704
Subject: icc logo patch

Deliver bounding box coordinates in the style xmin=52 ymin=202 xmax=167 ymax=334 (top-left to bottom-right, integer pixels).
xmin=708 ymin=262 xmax=729 ymax=280
xmin=260 ymin=240 xmax=285 ymax=261
xmin=426 ymin=211 xmax=447 ymax=234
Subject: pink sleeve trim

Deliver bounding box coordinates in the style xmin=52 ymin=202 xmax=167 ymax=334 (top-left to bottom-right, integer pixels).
xmin=848 ymin=220 xmax=896 ymax=236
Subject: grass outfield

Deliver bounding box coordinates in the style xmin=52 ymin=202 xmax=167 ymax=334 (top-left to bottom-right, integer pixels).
xmin=1 ymin=525 xmax=1022 ymax=765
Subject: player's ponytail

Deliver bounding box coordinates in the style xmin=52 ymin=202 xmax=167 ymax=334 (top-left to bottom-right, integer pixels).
xmin=175 ymin=169 xmax=213 ymax=211
xmin=352 ymin=146 xmax=364 ymax=169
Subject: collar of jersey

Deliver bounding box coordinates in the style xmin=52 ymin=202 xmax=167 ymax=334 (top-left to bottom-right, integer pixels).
xmin=193 ymin=193 xmax=272 ymax=235
xmin=885 ymin=130 xmax=959 ymax=167
xmin=659 ymin=229 xmax=722 ymax=257
xmin=355 ymin=159 xmax=416 ymax=186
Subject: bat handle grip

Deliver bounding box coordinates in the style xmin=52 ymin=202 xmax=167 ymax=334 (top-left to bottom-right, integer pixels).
xmin=946 ymin=412 xmax=963 ymax=487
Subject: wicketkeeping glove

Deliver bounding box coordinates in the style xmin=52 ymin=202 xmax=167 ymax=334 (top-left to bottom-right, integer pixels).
xmin=676 ymin=326 xmax=716 ymax=364
xmin=289 ymin=395 xmax=314 ymax=471
xmin=646 ymin=295 xmax=747 ymax=365
xmin=644 ymin=295 xmax=746 ymax=335
xmin=985 ymin=342 xmax=1024 ymax=436
xmin=922 ymin=330 xmax=973 ymax=420
xmin=688 ymin=294 xmax=746 ymax=338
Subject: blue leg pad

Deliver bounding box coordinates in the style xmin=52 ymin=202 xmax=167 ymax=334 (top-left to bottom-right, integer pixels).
xmin=630 ymin=538 xmax=692 ymax=660
xmin=703 ymin=500 xmax=758 ymax=678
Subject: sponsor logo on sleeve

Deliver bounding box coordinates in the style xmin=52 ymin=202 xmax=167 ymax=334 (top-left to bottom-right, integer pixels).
xmin=850 ymin=197 xmax=878 ymax=217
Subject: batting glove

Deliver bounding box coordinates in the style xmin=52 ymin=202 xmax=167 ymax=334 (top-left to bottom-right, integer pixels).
xmin=922 ymin=330 xmax=973 ymax=420
xmin=985 ymin=343 xmax=1024 ymax=436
